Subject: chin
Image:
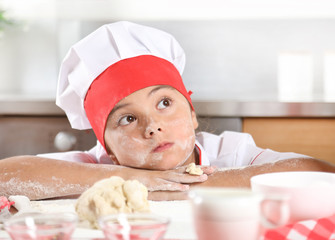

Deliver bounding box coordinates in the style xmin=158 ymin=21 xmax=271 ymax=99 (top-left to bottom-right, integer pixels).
xmin=146 ymin=161 xmax=180 ymax=171
xmin=144 ymin=153 xmax=184 ymax=170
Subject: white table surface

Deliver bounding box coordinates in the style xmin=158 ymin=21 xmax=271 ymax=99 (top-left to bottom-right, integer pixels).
xmin=0 ymin=199 xmax=196 ymax=240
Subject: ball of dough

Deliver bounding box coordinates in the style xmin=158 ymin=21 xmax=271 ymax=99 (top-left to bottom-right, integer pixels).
xmin=75 ymin=176 xmax=149 ymax=228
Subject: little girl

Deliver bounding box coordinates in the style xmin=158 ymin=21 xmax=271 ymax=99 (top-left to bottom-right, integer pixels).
xmin=1 ymin=21 xmax=334 ymax=200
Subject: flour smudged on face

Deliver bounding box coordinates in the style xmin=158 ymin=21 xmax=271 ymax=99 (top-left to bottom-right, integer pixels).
xmin=119 ymin=134 xmax=149 ymax=167
xmin=103 ymin=86 xmax=198 ymax=171
xmin=168 ymin=115 xmax=197 ymax=168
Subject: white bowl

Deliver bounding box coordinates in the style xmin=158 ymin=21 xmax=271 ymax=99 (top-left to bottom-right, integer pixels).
xmin=188 ymin=187 xmax=292 ymax=240
xmin=251 ymin=171 xmax=335 ymax=223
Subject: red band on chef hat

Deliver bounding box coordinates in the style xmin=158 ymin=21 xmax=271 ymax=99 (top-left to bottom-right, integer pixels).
xmin=84 ymin=55 xmax=193 ymax=150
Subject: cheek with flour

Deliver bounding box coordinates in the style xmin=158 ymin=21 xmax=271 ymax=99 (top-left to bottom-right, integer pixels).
xmin=175 ymin=134 xmax=196 ymax=168
xmin=116 ymin=134 xmax=151 ymax=168
xmin=164 ymin=115 xmax=196 ymax=167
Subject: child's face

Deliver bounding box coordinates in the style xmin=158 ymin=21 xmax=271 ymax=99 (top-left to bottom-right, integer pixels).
xmin=104 ymin=85 xmax=198 ymax=170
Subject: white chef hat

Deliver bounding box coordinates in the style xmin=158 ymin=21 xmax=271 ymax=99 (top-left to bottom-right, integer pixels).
xmin=56 ymin=21 xmax=193 ymax=150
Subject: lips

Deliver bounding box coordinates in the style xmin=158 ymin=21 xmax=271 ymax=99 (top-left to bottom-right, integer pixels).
xmin=152 ymin=142 xmax=174 ymax=153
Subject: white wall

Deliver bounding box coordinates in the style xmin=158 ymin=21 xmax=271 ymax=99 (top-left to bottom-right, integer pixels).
xmin=76 ymin=19 xmax=335 ymax=101
xmin=0 ymin=19 xmax=58 ymax=95
xmin=1 ymin=0 xmax=335 ymax=101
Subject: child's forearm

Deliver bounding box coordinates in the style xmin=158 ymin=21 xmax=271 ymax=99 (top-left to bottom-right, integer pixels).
xmin=0 ymin=156 xmax=121 ymax=200
xmin=146 ymin=158 xmax=335 ymax=201
xmin=197 ymin=158 xmax=335 ymax=188
xmin=0 ymin=156 xmax=212 ymax=200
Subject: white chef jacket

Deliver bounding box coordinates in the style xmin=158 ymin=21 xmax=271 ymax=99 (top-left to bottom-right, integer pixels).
xmin=38 ymin=131 xmax=308 ymax=167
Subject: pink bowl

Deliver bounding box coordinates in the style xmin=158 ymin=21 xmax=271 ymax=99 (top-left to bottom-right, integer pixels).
xmin=98 ymin=213 xmax=170 ymax=240
xmin=251 ymin=171 xmax=335 ymax=223
xmin=4 ymin=212 xmax=77 ymax=240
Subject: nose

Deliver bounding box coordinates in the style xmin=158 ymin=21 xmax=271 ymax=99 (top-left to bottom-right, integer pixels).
xmin=144 ymin=124 xmax=162 ymax=138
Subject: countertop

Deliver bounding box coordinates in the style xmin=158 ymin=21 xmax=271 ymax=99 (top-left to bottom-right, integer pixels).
xmin=0 ymin=94 xmax=335 ymax=117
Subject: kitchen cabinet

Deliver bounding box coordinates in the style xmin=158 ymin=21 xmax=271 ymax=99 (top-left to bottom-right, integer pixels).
xmin=194 ymin=101 xmax=335 ymax=164
xmin=0 ymin=116 xmax=96 ymax=159
xmin=1 ymin=99 xmax=335 ymax=165
xmin=199 ymin=116 xmax=335 ymax=164
xmin=242 ymin=118 xmax=335 ymax=164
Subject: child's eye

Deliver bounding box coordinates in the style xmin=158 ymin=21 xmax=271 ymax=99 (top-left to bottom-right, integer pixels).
xmin=157 ymin=98 xmax=171 ymax=109
xmin=119 ymin=115 xmax=137 ymax=126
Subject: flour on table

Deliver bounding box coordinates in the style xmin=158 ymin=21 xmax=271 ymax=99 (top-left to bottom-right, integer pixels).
xmin=30 ymin=199 xmax=76 ymax=214
xmin=75 ymin=176 xmax=149 ymax=228
xmin=186 ymin=163 xmax=203 ymax=175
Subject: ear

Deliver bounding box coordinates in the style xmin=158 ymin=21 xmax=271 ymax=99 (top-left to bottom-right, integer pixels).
xmin=191 ymin=110 xmax=198 ymax=130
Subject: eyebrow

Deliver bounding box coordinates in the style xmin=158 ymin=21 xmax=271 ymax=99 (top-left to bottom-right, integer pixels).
xmin=148 ymin=85 xmax=174 ymax=96
xmin=109 ymin=85 xmax=174 ymax=117
xmin=109 ymin=103 xmax=130 ymax=118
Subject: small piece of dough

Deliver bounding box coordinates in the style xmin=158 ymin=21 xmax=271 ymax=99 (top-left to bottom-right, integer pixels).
xmin=186 ymin=163 xmax=203 ymax=176
xmin=8 ymin=195 xmax=31 ymax=212
xmin=75 ymin=176 xmax=149 ymax=228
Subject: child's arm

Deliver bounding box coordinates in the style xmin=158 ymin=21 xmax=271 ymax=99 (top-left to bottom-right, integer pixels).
xmin=0 ymin=156 xmax=212 ymax=200
xmin=148 ymin=158 xmax=335 ymax=201
xmin=197 ymin=157 xmax=335 ymax=188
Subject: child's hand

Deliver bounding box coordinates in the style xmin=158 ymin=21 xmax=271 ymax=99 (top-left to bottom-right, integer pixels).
xmin=125 ymin=165 xmax=216 ymax=192
xmin=146 ymin=165 xmax=217 ymax=201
